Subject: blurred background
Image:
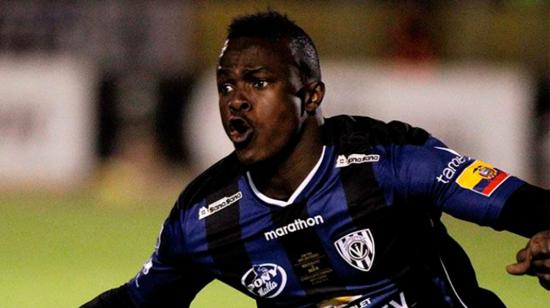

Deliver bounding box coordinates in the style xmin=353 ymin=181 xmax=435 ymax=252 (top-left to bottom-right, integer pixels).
xmin=1 ymin=1 xmax=548 ymax=307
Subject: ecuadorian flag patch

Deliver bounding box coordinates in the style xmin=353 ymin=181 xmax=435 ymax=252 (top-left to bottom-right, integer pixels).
xmin=455 ymin=160 xmax=509 ymax=197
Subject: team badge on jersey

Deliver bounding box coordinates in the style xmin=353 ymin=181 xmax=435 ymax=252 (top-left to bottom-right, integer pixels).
xmin=241 ymin=263 xmax=287 ymax=298
xmin=334 ymin=228 xmax=375 ymax=272
xmin=455 ymin=160 xmax=509 ymax=197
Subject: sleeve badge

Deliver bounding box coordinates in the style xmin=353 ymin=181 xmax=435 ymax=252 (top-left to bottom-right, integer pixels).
xmin=455 ymin=160 xmax=509 ymax=197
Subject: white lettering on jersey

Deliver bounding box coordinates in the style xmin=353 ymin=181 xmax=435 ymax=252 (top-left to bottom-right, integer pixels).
xmin=264 ymin=215 xmax=325 ymax=241
xmin=434 ymin=147 xmax=469 ymax=184
xmin=198 ymin=191 xmax=242 ymax=220
xmin=241 ymin=263 xmax=287 ymax=298
xmin=346 ymin=297 xmax=372 ymax=308
xmin=336 ymin=154 xmax=380 ymax=168
xmin=321 ymin=292 xmax=410 ymax=308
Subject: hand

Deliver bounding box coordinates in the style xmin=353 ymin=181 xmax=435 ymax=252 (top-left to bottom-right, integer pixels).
xmin=506 ymin=230 xmax=550 ymax=290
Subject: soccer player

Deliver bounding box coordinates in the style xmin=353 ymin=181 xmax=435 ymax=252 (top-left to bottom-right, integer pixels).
xmin=83 ymin=11 xmax=550 ymax=307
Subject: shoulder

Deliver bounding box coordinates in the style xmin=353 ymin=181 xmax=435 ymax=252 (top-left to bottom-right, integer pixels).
xmin=168 ymin=153 xmax=243 ymax=219
xmin=323 ymin=115 xmax=431 ymax=147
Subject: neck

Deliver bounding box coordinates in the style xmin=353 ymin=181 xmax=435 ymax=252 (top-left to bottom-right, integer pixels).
xmin=249 ymin=116 xmax=324 ymax=201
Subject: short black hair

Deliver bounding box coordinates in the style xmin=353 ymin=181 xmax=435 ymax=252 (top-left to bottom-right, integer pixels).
xmin=227 ymin=10 xmax=321 ymax=82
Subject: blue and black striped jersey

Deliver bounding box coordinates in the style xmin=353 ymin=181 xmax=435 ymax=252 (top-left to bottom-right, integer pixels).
xmin=127 ymin=115 xmax=528 ymax=307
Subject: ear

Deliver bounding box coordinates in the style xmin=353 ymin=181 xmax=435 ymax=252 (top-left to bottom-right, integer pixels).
xmin=303 ymin=81 xmax=325 ymax=115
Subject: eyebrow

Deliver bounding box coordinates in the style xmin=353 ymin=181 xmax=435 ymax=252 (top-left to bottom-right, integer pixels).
xmin=217 ymin=66 xmax=270 ymax=77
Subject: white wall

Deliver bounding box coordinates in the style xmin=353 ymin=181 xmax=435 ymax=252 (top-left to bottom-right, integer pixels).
xmin=0 ymin=56 xmax=96 ymax=189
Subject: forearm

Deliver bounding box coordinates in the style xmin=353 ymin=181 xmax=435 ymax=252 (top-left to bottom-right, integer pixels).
xmin=495 ymin=183 xmax=550 ymax=237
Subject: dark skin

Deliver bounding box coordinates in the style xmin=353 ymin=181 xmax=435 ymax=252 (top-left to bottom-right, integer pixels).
xmin=217 ymin=36 xmax=325 ymax=200
xmin=216 ymin=36 xmax=550 ymax=290
xmin=507 ymin=230 xmax=550 ymax=289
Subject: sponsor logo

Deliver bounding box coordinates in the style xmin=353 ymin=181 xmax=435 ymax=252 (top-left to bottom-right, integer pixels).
xmin=322 ymin=291 xmax=410 ymax=308
xmin=336 ymin=154 xmax=380 ymax=168
xmin=264 ymin=215 xmax=325 ymax=241
xmin=455 ymin=160 xmax=509 ymax=196
xmin=198 ymin=192 xmax=242 ymax=220
xmin=334 ymin=228 xmax=375 ymax=272
xmin=435 ymin=148 xmax=469 ymax=184
xmin=241 ymin=263 xmax=287 ymax=298
xmin=348 ymin=297 xmax=372 ymax=308
xmin=319 ymin=295 xmax=366 ymax=308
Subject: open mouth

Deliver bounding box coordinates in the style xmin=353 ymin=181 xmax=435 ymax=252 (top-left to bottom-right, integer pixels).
xmin=228 ymin=117 xmax=254 ymax=148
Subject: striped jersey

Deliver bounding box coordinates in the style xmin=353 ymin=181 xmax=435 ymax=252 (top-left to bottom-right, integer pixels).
xmin=127 ymin=115 xmax=525 ymax=307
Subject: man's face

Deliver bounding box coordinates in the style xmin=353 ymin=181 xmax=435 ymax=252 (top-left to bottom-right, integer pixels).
xmin=217 ymin=37 xmax=305 ymax=165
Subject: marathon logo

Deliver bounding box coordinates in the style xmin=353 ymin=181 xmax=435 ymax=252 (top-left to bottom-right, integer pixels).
xmin=199 ymin=192 xmax=242 ymax=220
xmin=336 ymin=154 xmax=380 ymax=168
xmin=264 ymin=215 xmax=324 ymax=241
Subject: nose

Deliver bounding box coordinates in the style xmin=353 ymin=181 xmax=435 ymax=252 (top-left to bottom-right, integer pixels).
xmin=229 ymin=98 xmax=251 ymax=113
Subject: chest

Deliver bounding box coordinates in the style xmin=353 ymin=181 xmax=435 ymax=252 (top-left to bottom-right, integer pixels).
xmin=184 ymin=171 xmax=433 ymax=300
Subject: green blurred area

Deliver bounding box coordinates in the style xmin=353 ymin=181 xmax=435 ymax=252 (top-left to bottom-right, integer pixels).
xmin=1 ymin=193 xmax=547 ymax=307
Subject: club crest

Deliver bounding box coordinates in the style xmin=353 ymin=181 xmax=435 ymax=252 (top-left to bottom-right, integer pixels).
xmin=334 ymin=228 xmax=375 ymax=272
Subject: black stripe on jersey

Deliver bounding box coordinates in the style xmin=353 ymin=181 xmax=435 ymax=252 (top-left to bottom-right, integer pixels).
xmin=321 ymin=116 xmax=430 ymax=147
xmin=336 ymin=124 xmax=449 ymax=305
xmin=338 ymin=154 xmax=410 ymax=281
xmin=204 ymin=182 xmax=252 ymax=290
xmin=270 ymin=201 xmax=343 ymax=298
xmin=338 ymin=162 xmax=387 ymax=225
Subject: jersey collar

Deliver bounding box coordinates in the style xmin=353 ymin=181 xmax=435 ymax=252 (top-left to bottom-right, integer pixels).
xmin=246 ymin=146 xmax=327 ymax=207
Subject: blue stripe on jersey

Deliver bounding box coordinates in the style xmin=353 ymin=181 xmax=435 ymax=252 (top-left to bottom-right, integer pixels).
xmin=237 ymin=176 xmax=307 ymax=300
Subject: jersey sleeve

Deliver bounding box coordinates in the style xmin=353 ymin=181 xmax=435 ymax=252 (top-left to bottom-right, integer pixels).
xmin=126 ymin=202 xmax=213 ymax=307
xmin=375 ymin=135 xmax=526 ymax=227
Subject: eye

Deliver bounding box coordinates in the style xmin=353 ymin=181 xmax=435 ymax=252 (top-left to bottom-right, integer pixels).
xmin=218 ymin=83 xmax=234 ymax=95
xmin=253 ymin=80 xmax=268 ymax=89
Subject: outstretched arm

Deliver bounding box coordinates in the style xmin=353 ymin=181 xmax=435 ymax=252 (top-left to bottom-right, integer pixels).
xmin=386 ymin=138 xmax=550 ymax=290
xmin=497 ymin=184 xmax=550 ymax=290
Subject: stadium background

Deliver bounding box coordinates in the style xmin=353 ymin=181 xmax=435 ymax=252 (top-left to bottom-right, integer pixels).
xmin=1 ymin=1 xmax=548 ymax=307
